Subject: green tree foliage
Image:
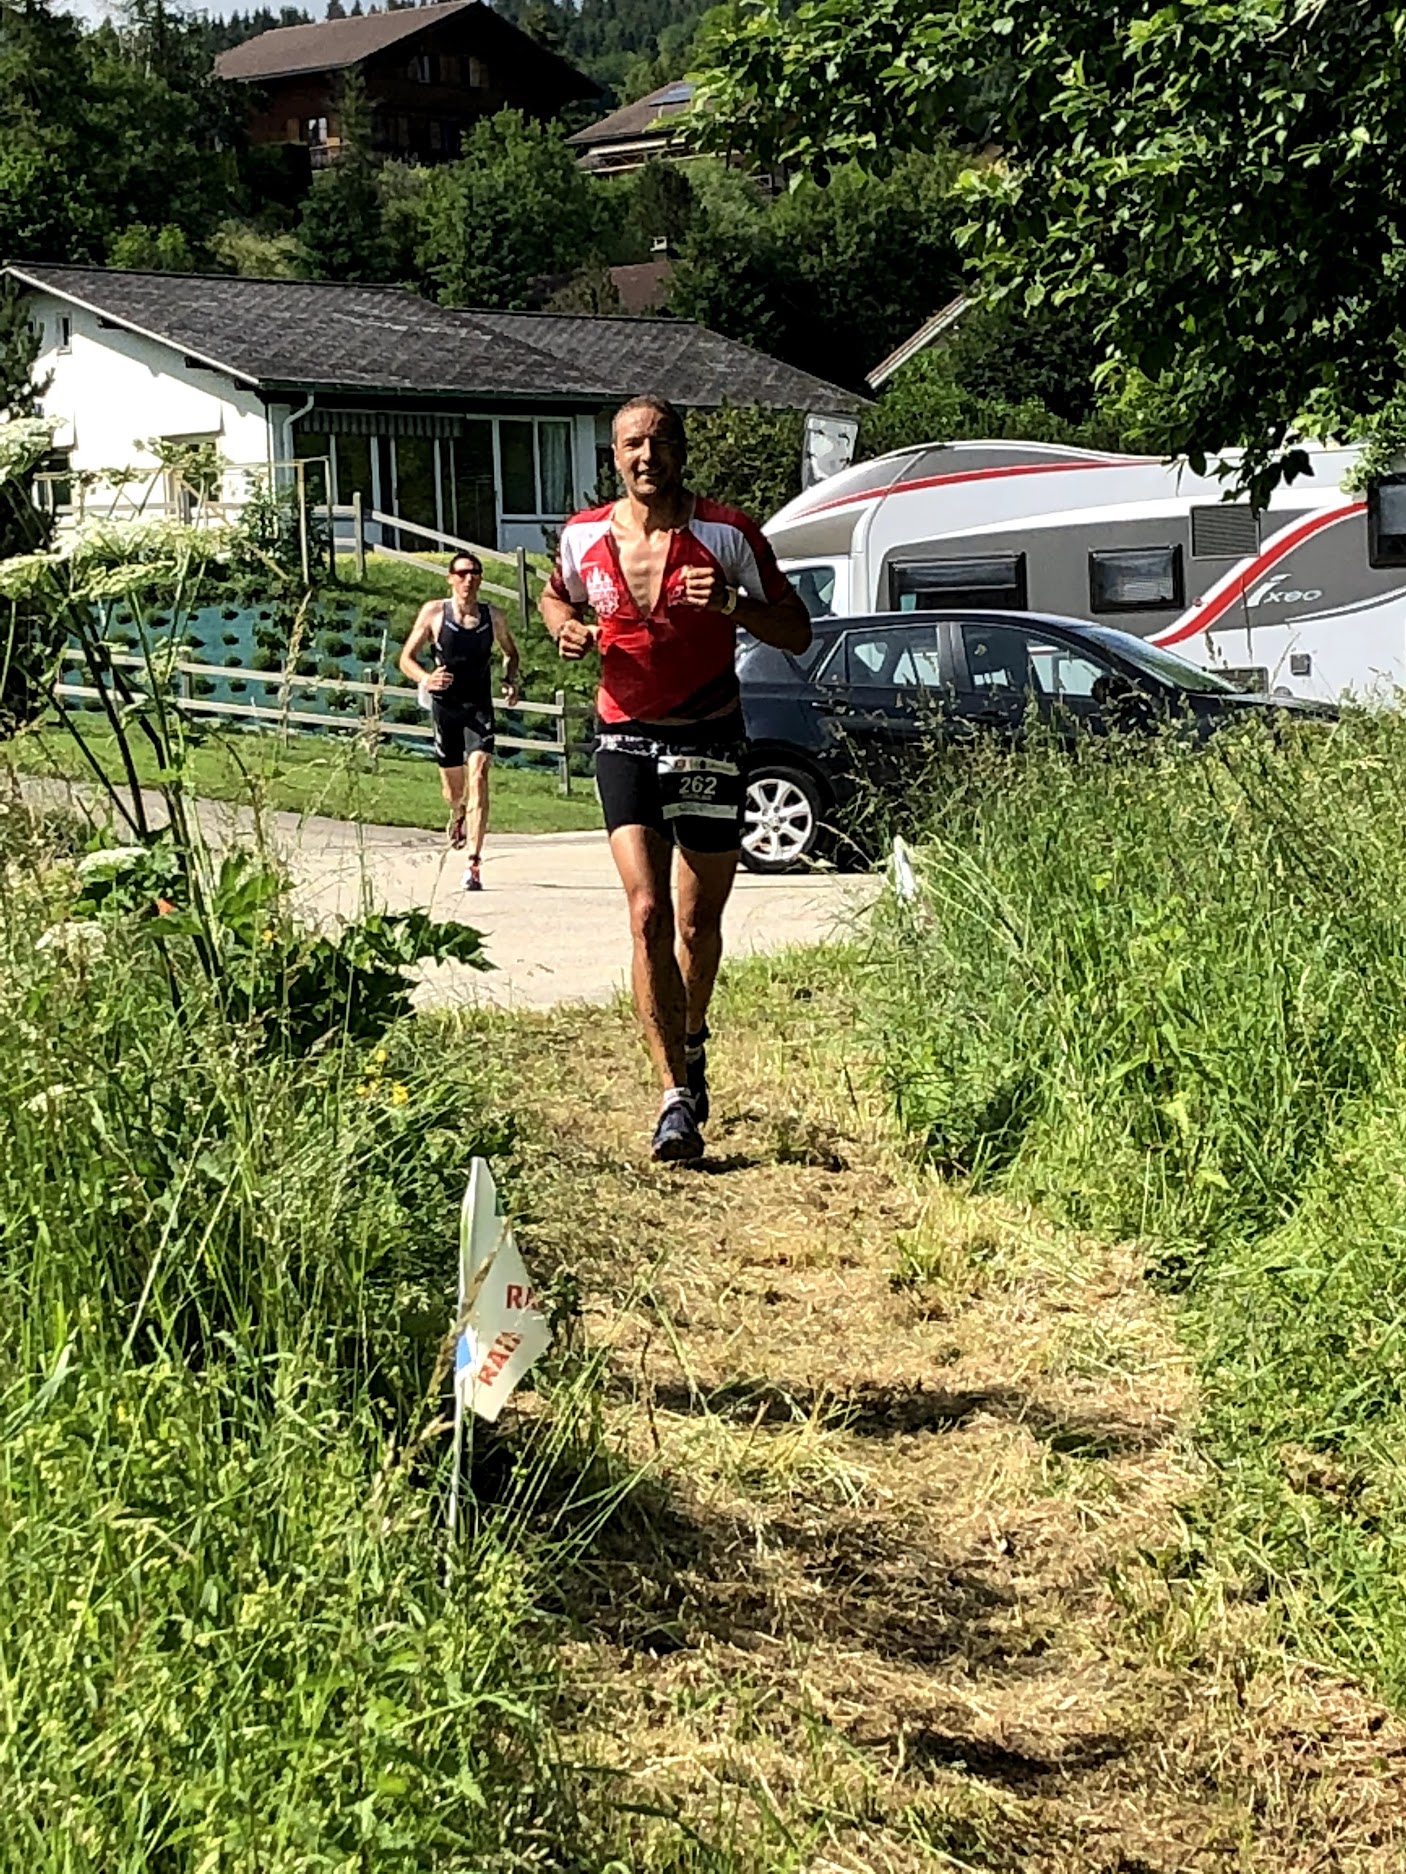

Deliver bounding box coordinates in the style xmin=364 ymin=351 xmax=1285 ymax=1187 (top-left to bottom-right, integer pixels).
xmin=0 ymin=415 xmax=58 ymax=734
xmin=668 ymin=154 xmax=963 ymax=392
xmin=0 ymin=281 xmax=43 ymax=419
xmin=413 ymin=111 xmax=603 ymax=308
xmin=684 ymin=403 xmax=804 ymax=519
xmin=107 ymin=222 xmax=201 ymax=272
xmin=694 ymin=0 xmax=1406 ymax=496
xmin=624 ymin=158 xmax=694 ymax=252
xmin=861 ymin=300 xmax=1138 ymax=457
xmin=0 ymin=0 xmax=233 ymax=266
xmin=296 ymin=71 xmax=395 ymax=283
xmin=496 ymin=0 xmax=713 ymax=95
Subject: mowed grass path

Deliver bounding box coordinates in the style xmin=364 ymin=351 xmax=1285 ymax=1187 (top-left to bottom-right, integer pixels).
xmin=8 ymin=719 xmax=603 ymax=835
xmin=453 ymin=953 xmax=1406 ymax=1873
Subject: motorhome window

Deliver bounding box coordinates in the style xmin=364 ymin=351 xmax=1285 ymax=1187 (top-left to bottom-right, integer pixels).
xmin=889 ymin=555 xmax=1026 ymax=611
xmin=786 ymin=564 xmax=837 ymax=618
xmin=1369 ymin=478 xmax=1406 ymax=567
xmin=1191 ymin=503 xmax=1258 ymax=558
xmin=1088 ymin=545 xmax=1184 ymax=612
xmin=844 ymin=625 xmax=942 ymax=688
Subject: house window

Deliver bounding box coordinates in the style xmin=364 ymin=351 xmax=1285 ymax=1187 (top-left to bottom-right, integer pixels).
xmin=429 ymin=119 xmax=443 ymax=152
xmin=35 ymin=449 xmax=72 ymax=513
xmin=305 ymin=116 xmax=329 ymax=145
xmin=57 ymin=315 xmax=72 ymax=353
xmin=467 ymin=56 xmax=487 ymax=86
xmin=408 ymin=53 xmax=432 ymax=81
xmin=889 ymin=554 xmax=1027 ymax=612
xmin=499 ymin=418 xmax=574 ymax=517
xmin=1088 ymin=544 xmax=1183 ymax=612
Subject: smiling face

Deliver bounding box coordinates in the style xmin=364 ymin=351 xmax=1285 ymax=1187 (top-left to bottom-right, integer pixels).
xmin=612 ymin=402 xmax=687 ymax=504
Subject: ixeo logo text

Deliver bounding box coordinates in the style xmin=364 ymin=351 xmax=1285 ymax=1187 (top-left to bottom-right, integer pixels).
xmin=1247 ymin=574 xmax=1324 ymax=608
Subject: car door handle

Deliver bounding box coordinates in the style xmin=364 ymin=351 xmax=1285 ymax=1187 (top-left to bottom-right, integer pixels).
xmin=813 ymin=697 xmax=851 ymax=716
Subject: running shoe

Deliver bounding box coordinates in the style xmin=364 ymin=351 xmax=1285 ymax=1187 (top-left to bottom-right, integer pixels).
xmin=685 ymin=1024 xmax=710 ymax=1127
xmin=651 ymin=1097 xmax=704 ymax=1164
xmin=448 ymin=805 xmax=468 ymax=851
xmin=463 ymin=855 xmax=482 ymax=892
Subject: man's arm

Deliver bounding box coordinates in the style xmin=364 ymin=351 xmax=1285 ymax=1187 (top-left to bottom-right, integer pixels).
xmin=397 ymin=604 xmax=445 ymax=688
xmin=491 ymin=608 xmax=521 ymax=703
xmin=729 ymin=583 xmax=811 ymax=654
xmin=540 ymin=588 xmax=599 ymax=661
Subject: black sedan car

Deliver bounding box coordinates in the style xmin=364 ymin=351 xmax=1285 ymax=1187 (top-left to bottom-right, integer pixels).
xmin=737 ymin=609 xmax=1336 ymax=872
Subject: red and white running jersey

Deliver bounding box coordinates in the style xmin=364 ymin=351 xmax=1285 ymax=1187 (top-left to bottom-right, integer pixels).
xmin=548 ymin=495 xmax=793 ymax=723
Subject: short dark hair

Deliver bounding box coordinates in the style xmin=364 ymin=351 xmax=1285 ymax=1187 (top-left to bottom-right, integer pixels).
xmin=612 ymin=395 xmax=687 ymax=450
xmin=449 ymin=553 xmax=482 ymax=576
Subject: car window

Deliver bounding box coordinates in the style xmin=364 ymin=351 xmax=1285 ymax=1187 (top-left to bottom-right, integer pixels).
xmin=960 ymin=623 xmax=1043 ymax=697
xmin=844 ymin=625 xmax=942 ymax=688
xmin=1027 ymin=641 xmax=1114 ymax=699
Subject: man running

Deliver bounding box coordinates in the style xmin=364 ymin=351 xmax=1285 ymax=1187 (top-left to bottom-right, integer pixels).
xmin=541 ymin=396 xmax=811 ymax=1163
xmin=398 ymin=553 xmax=520 ymax=891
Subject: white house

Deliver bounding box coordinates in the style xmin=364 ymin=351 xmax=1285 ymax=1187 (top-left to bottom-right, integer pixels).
xmin=6 ymin=264 xmax=865 ymax=554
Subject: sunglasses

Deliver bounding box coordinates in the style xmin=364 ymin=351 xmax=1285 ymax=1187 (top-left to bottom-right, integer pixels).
xmin=449 ymin=565 xmax=481 ymax=578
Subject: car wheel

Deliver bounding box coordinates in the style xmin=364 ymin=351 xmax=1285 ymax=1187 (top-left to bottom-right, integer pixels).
xmin=741 ymin=765 xmax=823 ymax=874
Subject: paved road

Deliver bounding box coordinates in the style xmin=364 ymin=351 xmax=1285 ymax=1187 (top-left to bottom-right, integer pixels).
xmin=22 ymin=781 xmax=874 ymax=1009
xmin=275 ymin=816 xmax=872 ymax=1009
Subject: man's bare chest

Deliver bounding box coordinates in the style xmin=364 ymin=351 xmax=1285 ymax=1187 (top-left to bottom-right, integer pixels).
xmin=613 ymin=529 xmax=673 ymax=617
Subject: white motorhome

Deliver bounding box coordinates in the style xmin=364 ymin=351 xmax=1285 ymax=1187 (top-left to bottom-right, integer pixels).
xmin=763 ymin=439 xmax=1406 ymax=703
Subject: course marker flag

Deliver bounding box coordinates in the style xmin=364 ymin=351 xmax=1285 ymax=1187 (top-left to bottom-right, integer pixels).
xmin=891 ymin=834 xmax=918 ymax=904
xmin=447 ymin=1158 xmax=551 ymax=1545
xmin=455 ymin=1157 xmax=551 ymax=1425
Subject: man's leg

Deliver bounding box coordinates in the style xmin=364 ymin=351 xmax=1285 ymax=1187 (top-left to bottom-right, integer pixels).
xmin=675 ymin=843 xmax=738 ymax=1126
xmin=465 ymin=749 xmax=491 ymax=858
xmin=674 ymin=844 xmax=739 ymax=1037
xmin=440 ymin=762 xmax=467 ymax=846
xmin=608 ymin=823 xmax=688 ymax=1092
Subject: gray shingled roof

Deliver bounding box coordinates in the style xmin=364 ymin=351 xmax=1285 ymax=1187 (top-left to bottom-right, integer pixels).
xmin=7 ymin=266 xmax=614 ymax=401
xmin=480 ymin=310 xmax=868 ymax=414
xmin=566 ymin=80 xmax=694 ymax=150
xmin=5 ymin=264 xmax=867 ymax=413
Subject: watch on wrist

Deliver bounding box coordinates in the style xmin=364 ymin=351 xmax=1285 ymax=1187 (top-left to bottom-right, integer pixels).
xmin=720 ymin=584 xmax=739 ymax=615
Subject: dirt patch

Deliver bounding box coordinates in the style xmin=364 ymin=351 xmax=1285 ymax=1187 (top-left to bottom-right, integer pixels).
xmin=464 ymin=963 xmax=1406 ymax=1872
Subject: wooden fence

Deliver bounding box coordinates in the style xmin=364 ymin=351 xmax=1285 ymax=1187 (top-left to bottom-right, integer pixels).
xmin=55 ymin=650 xmax=584 ymax=795
xmin=333 ymin=495 xmax=535 ymax=623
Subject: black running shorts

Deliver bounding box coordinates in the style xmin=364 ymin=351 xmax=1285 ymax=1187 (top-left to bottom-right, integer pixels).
xmin=431 ymin=699 xmax=495 ymax=766
xmin=594 ymin=715 xmax=747 ymax=854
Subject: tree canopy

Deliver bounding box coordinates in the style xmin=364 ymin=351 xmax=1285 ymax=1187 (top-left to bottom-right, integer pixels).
xmin=694 ymin=0 xmax=1406 ymax=494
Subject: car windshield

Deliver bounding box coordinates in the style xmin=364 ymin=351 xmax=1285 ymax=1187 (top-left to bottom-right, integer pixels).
xmin=1077 ymin=625 xmax=1240 ymax=694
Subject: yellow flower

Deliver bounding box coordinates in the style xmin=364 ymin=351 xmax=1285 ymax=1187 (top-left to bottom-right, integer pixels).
xmin=390 ymin=1083 xmax=410 ymax=1106
xmin=372 ymin=1047 xmax=389 ymax=1066
xmin=261 ymin=927 xmax=276 ymax=944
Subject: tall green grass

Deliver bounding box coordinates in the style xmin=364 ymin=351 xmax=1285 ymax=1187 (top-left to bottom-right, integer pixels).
xmin=861 ymin=713 xmax=1406 ymax=1702
xmin=0 ymin=799 xmax=634 ymax=1870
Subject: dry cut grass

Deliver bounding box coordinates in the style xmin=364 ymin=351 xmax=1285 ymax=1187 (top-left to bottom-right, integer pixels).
xmin=458 ymin=952 xmax=1406 ymax=1873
